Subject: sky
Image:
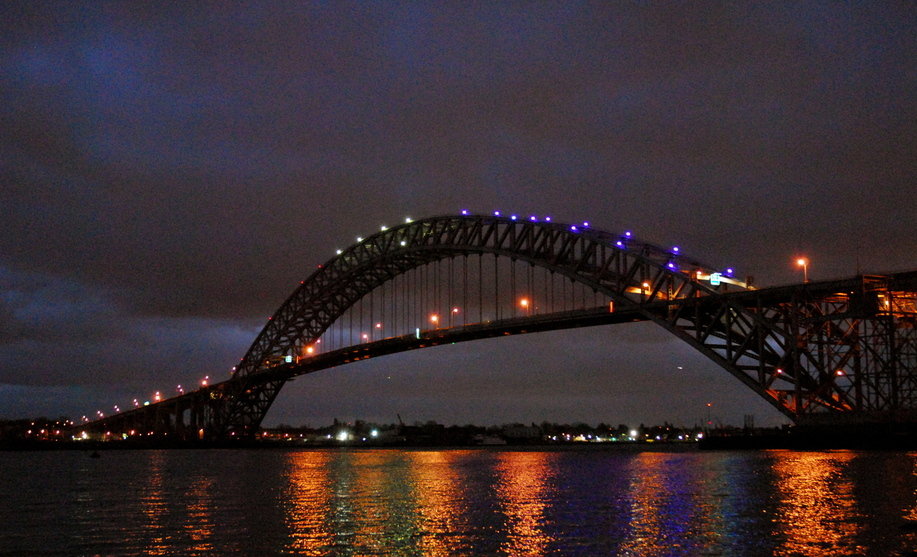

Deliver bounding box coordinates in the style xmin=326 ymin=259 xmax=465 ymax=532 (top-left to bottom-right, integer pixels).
xmin=1 ymin=3 xmax=915 ymax=428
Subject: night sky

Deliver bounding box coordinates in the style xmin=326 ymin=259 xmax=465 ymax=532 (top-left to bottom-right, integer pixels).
xmin=2 ymin=3 xmax=915 ymax=428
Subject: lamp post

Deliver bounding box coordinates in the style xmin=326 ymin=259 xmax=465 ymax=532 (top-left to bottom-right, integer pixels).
xmin=796 ymin=257 xmax=809 ymax=283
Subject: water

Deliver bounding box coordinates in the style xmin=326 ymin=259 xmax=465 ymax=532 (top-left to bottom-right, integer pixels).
xmin=2 ymin=447 xmax=917 ymax=556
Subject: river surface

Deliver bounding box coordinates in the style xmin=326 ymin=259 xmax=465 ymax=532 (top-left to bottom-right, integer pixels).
xmin=2 ymin=447 xmax=917 ymax=556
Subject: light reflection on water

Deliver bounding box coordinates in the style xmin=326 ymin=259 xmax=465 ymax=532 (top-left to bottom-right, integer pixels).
xmin=495 ymin=451 xmax=556 ymax=555
xmin=1 ymin=448 xmax=916 ymax=556
xmin=771 ymin=451 xmax=860 ymax=556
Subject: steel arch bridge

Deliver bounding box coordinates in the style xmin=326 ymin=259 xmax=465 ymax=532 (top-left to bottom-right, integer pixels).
xmin=78 ymin=213 xmax=917 ymax=440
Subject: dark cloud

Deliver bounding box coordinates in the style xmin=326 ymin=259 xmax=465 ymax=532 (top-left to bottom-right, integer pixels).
xmin=1 ymin=3 xmax=914 ymax=425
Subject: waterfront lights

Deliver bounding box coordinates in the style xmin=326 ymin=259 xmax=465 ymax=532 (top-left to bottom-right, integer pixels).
xmin=430 ymin=314 xmax=439 ymax=325
xmin=494 ymin=211 xmax=501 ymax=216
xmin=672 ymin=246 xmax=679 ymax=253
xmin=461 ymin=210 xmax=469 ymax=215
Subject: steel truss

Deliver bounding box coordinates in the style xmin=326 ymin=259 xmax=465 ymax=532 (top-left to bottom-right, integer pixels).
xmin=78 ymin=214 xmax=917 ymax=438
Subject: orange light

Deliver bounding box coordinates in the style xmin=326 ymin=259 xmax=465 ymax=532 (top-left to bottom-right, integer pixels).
xmin=430 ymin=314 xmax=439 ymax=324
xmin=796 ymin=257 xmax=809 ymax=282
xmin=519 ymin=298 xmax=529 ymax=308
xmin=306 ymin=346 xmax=315 ymax=355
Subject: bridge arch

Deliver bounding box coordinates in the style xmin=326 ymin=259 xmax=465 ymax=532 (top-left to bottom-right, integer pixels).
xmin=217 ymin=213 xmax=756 ymax=434
xmin=77 ymin=213 xmax=917 ymax=439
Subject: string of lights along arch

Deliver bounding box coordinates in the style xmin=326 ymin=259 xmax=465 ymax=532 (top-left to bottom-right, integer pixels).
xmin=77 ymin=212 xmax=917 ymax=441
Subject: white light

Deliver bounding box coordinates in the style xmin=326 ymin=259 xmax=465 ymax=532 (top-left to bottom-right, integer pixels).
xmin=400 ymin=240 xmax=406 ymax=246
xmin=405 ymin=217 xmax=412 ymax=223
xmin=356 ymin=237 xmax=363 ymax=242
xmin=380 ymin=225 xmax=387 ymax=231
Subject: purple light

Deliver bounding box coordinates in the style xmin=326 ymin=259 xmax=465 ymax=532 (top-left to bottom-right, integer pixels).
xmin=545 ymin=216 xmax=551 ymax=222
xmin=625 ymin=231 xmax=632 ymax=237
xmin=570 ymin=225 xmax=578 ymax=231
xmin=616 ymin=241 xmax=623 ymax=247
xmin=583 ymin=221 xmax=589 ymax=227
xmin=725 ymin=268 xmax=734 ymax=276
xmin=494 ymin=211 xmax=501 ymax=216
xmin=461 ymin=209 xmax=469 ymax=215
xmin=510 ymin=214 xmax=517 ymax=220
xmin=530 ymin=215 xmax=537 ymax=221
xmin=667 ymin=262 xmax=676 ymax=269
xmin=672 ymin=246 xmax=679 ymax=253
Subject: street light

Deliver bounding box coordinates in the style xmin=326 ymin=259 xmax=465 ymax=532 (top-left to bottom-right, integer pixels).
xmin=796 ymin=257 xmax=809 ymax=283
xmin=519 ymin=298 xmax=530 ymax=315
